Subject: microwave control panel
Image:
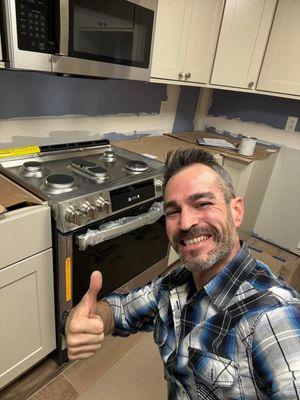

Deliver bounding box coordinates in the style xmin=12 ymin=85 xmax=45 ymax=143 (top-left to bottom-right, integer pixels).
xmin=16 ymin=0 xmax=52 ymax=54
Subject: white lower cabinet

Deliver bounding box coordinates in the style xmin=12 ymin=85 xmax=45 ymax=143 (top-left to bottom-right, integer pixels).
xmin=223 ymin=153 xmax=277 ymax=233
xmin=0 ymin=205 xmax=55 ymax=390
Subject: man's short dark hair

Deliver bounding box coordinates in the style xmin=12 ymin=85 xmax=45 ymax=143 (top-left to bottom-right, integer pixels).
xmin=163 ymin=148 xmax=236 ymax=203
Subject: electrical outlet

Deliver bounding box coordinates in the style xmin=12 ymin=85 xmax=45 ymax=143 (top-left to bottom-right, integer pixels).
xmin=285 ymin=116 xmax=298 ymax=132
xmin=297 ymin=240 xmax=300 ymax=250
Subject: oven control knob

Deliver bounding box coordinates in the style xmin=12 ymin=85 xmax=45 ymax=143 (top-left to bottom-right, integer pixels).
xmin=81 ymin=201 xmax=97 ymax=218
xmin=65 ymin=206 xmax=83 ymax=225
xmin=95 ymin=197 xmax=110 ymax=213
xmin=155 ymin=179 xmax=164 ymax=192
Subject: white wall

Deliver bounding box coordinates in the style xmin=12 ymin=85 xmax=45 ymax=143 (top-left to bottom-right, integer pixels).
xmin=195 ymin=88 xmax=300 ymax=254
xmin=0 ymin=85 xmax=180 ymax=147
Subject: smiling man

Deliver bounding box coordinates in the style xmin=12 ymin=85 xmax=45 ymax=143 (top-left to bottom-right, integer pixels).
xmin=163 ymin=157 xmax=243 ymax=291
xmin=65 ymin=148 xmax=300 ymax=399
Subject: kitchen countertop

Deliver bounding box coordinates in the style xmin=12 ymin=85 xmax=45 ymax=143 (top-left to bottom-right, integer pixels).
xmin=0 ymin=173 xmax=42 ymax=213
xmin=112 ymin=135 xmax=196 ymax=163
xmin=113 ymin=132 xmax=279 ymax=165
xmin=165 ymin=131 xmax=279 ymax=163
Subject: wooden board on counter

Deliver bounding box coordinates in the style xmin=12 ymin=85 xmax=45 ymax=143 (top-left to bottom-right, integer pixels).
xmin=0 ymin=173 xmax=42 ymax=211
xmin=164 ymin=131 xmax=279 ymax=163
xmin=112 ymin=135 xmax=197 ymax=163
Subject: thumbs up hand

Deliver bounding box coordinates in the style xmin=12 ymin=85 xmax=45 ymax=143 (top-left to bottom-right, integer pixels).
xmin=66 ymin=271 xmax=105 ymax=360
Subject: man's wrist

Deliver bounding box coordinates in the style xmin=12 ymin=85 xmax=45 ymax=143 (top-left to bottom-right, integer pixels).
xmin=96 ymin=300 xmax=115 ymax=335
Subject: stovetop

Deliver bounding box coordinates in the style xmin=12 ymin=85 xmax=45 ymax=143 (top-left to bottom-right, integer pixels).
xmin=0 ymin=140 xmax=164 ymax=233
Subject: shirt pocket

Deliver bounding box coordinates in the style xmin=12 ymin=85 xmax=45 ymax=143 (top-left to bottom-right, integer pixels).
xmin=188 ymin=348 xmax=240 ymax=400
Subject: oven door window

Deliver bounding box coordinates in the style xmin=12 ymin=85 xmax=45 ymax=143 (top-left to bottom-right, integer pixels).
xmin=69 ymin=0 xmax=154 ymax=67
xmin=72 ymin=216 xmax=168 ymax=305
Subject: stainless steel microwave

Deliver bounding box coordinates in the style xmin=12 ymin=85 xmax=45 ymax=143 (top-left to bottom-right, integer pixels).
xmin=0 ymin=0 xmax=157 ymax=81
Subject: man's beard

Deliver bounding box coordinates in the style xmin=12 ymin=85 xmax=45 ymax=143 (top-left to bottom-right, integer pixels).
xmin=172 ymin=213 xmax=236 ymax=272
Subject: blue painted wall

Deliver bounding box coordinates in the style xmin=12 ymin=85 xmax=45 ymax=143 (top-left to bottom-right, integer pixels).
xmin=209 ymin=90 xmax=300 ymax=131
xmin=0 ymin=70 xmax=167 ymax=118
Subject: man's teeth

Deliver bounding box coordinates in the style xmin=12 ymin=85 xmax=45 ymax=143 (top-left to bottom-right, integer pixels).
xmin=184 ymin=235 xmax=210 ymax=245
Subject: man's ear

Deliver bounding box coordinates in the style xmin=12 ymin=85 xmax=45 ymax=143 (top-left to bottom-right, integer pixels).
xmin=230 ymin=196 xmax=244 ymax=228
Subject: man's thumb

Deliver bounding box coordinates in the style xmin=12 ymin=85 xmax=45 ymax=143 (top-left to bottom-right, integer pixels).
xmin=79 ymin=270 xmax=103 ymax=316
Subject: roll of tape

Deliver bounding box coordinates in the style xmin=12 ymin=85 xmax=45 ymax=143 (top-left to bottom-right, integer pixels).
xmin=238 ymin=136 xmax=257 ymax=156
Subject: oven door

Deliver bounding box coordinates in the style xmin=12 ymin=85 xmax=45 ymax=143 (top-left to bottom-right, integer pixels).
xmin=72 ymin=200 xmax=169 ymax=305
xmin=52 ymin=0 xmax=157 ymax=80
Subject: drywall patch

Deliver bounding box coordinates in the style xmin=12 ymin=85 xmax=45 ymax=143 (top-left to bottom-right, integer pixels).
xmin=0 ymin=70 xmax=167 ymax=119
xmin=209 ymin=90 xmax=300 ymax=131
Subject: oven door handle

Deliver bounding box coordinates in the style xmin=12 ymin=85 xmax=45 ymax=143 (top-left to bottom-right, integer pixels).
xmin=76 ymin=201 xmax=164 ymax=251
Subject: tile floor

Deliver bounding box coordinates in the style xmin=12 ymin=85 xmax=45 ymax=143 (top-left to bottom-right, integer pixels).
xmin=0 ymin=333 xmax=167 ymax=400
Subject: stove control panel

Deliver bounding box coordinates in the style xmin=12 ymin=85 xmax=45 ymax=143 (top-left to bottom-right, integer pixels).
xmin=62 ymin=192 xmax=112 ymax=229
xmin=59 ymin=176 xmax=164 ymax=232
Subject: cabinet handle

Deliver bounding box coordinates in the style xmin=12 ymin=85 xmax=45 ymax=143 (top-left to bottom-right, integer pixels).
xmin=178 ymin=72 xmax=184 ymax=79
xmin=185 ymin=72 xmax=191 ymax=80
xmin=248 ymin=81 xmax=254 ymax=89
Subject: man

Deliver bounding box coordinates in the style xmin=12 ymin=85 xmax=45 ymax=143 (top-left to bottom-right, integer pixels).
xmin=65 ymin=148 xmax=300 ymax=399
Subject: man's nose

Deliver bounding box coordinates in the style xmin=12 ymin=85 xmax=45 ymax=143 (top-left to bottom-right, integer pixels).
xmin=179 ymin=208 xmax=198 ymax=231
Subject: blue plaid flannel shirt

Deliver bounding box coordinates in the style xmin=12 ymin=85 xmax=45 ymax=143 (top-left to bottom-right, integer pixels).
xmin=105 ymin=242 xmax=300 ymax=399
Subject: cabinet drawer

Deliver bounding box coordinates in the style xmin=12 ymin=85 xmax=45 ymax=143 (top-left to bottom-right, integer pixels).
xmin=0 ymin=204 xmax=51 ymax=268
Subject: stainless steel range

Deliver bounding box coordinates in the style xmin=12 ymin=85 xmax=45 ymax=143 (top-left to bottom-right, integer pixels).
xmin=0 ymin=140 xmax=169 ymax=363
xmin=0 ymin=140 xmax=165 ymax=232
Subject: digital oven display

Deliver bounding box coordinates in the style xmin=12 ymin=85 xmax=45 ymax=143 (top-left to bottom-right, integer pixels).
xmin=110 ymin=179 xmax=155 ymax=212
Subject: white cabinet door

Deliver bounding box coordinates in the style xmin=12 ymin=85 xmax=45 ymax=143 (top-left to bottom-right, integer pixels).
xmin=151 ymin=0 xmax=224 ymax=84
xmin=183 ymin=0 xmax=224 ymax=84
xmin=211 ymin=0 xmax=277 ymax=89
xmin=151 ymin=0 xmax=192 ymax=81
xmin=257 ymin=0 xmax=300 ymax=96
xmin=0 ymin=249 xmax=56 ymax=389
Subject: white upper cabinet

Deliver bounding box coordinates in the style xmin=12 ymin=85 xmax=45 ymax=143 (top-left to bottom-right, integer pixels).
xmin=257 ymin=0 xmax=300 ymax=96
xmin=151 ymin=0 xmax=224 ymax=84
xmin=210 ymin=0 xmax=277 ymax=89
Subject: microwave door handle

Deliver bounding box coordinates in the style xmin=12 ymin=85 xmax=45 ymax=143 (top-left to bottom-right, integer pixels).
xmin=76 ymin=202 xmax=164 ymax=251
xmin=57 ymin=1 xmax=69 ymax=55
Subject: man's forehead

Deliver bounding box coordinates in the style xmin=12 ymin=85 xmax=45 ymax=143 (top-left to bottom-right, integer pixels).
xmin=164 ymin=164 xmax=225 ymax=201
xmin=166 ymin=163 xmax=218 ymax=188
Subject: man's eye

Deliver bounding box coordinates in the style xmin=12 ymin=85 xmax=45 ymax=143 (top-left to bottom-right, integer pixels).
xmin=196 ymin=202 xmax=211 ymax=209
xmin=165 ymin=210 xmax=179 ymax=218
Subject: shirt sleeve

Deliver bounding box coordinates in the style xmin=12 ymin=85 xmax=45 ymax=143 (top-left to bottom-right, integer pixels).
xmin=104 ymin=279 xmax=160 ymax=337
xmin=252 ymin=302 xmax=300 ymax=399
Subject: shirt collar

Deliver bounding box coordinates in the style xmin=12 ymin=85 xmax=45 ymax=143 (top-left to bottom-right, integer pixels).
xmin=165 ymin=242 xmax=256 ymax=311
xmin=204 ymin=241 xmax=256 ymax=311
